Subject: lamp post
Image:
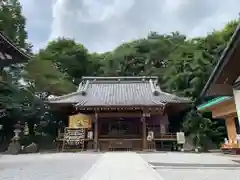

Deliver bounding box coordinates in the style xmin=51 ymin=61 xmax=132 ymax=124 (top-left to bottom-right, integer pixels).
xmin=6 ymin=122 xmax=23 ymax=154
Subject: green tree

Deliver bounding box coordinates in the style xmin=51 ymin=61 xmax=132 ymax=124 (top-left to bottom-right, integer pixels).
xmin=0 ymin=0 xmax=32 ymax=51
xmin=183 ymin=108 xmax=224 ymax=150
xmin=162 ymin=41 xmax=214 ymax=99
xmin=25 ymin=58 xmax=76 ymax=95
xmin=37 ymin=38 xmax=90 ymax=85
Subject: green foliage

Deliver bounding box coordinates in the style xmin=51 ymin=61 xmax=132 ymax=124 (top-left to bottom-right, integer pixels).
xmin=37 ymin=38 xmax=89 ymax=84
xmin=25 ymin=58 xmax=76 ymax=95
xmin=1 ymin=0 xmax=239 ymax=146
xmin=26 ymin=20 xmax=239 ymax=99
xmin=0 ymin=0 xmax=41 ymax=142
xmin=0 ymin=80 xmax=45 ymax=122
xmin=0 ymin=0 xmax=32 ymax=51
xmin=183 ymin=109 xmax=224 ymax=149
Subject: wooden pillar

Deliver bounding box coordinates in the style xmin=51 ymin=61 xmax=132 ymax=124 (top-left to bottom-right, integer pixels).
xmin=142 ymin=115 xmax=147 ymax=150
xmin=225 ymin=116 xmax=237 ymax=142
xmin=0 ymin=66 xmax=3 ymax=81
xmin=94 ymin=112 xmax=98 ymax=151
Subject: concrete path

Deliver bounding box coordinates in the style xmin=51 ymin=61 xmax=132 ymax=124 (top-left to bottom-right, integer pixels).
xmin=80 ymin=152 xmax=164 ymax=180
xmin=0 ymin=153 xmax=101 ymax=180
xmin=141 ymin=152 xmax=240 ymax=180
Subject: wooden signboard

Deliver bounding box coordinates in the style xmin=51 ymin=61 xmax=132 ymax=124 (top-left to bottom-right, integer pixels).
xmin=69 ymin=113 xmax=92 ymax=129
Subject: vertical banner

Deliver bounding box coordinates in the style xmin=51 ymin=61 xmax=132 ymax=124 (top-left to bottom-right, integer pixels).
xmin=69 ymin=113 xmax=92 ymax=129
xmin=176 ymin=132 xmax=185 ymax=144
xmin=233 ymin=89 xmax=240 ymax=129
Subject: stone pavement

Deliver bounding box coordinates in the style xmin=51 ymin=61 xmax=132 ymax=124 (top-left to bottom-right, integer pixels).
xmin=1 ymin=152 xmax=240 ymax=180
xmin=0 ymin=153 xmax=101 ymax=180
xmin=141 ymin=152 xmax=240 ymax=180
xmin=0 ymin=152 xmax=164 ymax=180
xmin=80 ymin=152 xmax=164 ymax=180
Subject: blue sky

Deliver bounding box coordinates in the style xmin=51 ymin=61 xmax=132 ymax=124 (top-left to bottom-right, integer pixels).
xmin=19 ymin=0 xmax=240 ymax=53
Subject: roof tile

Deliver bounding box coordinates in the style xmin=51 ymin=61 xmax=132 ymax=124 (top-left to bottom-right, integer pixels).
xmin=48 ymin=76 xmax=191 ymax=106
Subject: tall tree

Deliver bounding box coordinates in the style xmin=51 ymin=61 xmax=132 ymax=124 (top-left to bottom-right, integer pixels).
xmin=25 ymin=58 xmax=76 ymax=95
xmin=0 ymin=0 xmax=32 ymax=51
xmin=37 ymin=38 xmax=90 ymax=85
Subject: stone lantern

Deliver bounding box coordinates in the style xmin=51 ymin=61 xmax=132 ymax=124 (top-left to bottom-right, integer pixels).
xmin=6 ymin=122 xmax=23 ymax=154
xmin=13 ymin=122 xmax=23 ymax=141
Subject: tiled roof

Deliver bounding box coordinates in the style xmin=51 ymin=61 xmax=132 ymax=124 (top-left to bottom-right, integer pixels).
xmin=201 ymin=22 xmax=240 ymax=97
xmin=48 ymin=76 xmax=191 ymax=107
xmin=0 ymin=32 xmax=31 ymax=65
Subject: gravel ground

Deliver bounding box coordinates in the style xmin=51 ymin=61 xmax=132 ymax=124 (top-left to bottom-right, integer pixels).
xmin=141 ymin=152 xmax=240 ymax=180
xmin=0 ymin=152 xmax=101 ymax=180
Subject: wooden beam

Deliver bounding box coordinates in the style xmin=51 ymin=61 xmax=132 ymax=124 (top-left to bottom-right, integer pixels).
xmin=97 ymin=112 xmax=142 ymax=118
xmin=225 ymin=116 xmax=237 ymax=142
xmin=209 ymin=99 xmax=237 ymax=118
xmin=94 ymin=112 xmax=99 ymax=151
xmin=142 ymin=115 xmax=147 ymax=150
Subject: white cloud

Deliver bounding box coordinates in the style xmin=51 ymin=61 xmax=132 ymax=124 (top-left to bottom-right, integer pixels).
xmin=20 ymin=0 xmax=240 ymax=53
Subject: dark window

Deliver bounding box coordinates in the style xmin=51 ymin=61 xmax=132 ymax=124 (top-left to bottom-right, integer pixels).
xmin=235 ymin=117 xmax=240 ymax=134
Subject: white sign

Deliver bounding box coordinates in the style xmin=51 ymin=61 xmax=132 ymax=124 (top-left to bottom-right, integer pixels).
xmin=177 ymin=132 xmax=185 ymax=144
xmin=88 ymin=131 xmax=93 ymax=139
xmin=147 ymin=131 xmax=154 ymax=141
xmin=233 ymin=89 xmax=240 ymax=128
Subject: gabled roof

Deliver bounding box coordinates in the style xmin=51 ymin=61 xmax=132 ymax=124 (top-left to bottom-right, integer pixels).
xmin=197 ymin=96 xmax=232 ymax=111
xmin=48 ymin=76 xmax=191 ymax=107
xmin=0 ymin=32 xmax=31 ymax=66
xmin=201 ymin=23 xmax=240 ymax=96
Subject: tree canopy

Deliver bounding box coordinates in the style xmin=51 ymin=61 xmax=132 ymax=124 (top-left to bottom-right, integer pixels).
xmin=28 ymin=20 xmax=239 ymax=99
xmin=0 ymin=0 xmax=239 ymax=149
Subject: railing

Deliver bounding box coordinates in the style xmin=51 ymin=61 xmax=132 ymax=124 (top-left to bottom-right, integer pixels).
xmin=154 ymin=133 xmax=177 ymax=140
xmin=58 ymin=132 xmax=177 ymax=140
xmin=99 ymin=134 xmax=141 ymax=139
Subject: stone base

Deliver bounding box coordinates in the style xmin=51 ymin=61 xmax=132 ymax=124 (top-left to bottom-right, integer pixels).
xmin=23 ymin=142 xmax=39 ymax=153
xmin=6 ymin=141 xmax=21 ymax=154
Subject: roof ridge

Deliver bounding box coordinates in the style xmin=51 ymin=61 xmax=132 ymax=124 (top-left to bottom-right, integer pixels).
xmin=48 ymin=91 xmax=81 ymax=101
xmin=88 ymin=80 xmax=151 ymax=84
xmin=82 ymin=76 xmax=158 ymax=81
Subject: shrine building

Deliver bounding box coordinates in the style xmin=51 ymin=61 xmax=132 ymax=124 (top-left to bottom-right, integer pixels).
xmin=200 ymin=23 xmax=240 ymax=153
xmin=48 ymin=76 xmax=191 ymax=151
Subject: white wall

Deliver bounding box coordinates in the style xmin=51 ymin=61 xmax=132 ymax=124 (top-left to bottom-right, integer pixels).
xmin=233 ymin=89 xmax=240 ymax=127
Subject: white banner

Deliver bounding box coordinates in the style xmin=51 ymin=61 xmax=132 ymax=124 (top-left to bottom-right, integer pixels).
xmin=233 ymin=89 xmax=240 ymax=127
xmin=177 ymin=132 xmax=185 ymax=144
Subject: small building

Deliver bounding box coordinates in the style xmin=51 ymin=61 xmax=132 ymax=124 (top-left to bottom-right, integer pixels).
xmin=201 ymin=23 xmax=240 ymax=151
xmin=197 ymin=96 xmax=237 ymax=142
xmin=49 ymin=76 xmax=191 ymax=151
